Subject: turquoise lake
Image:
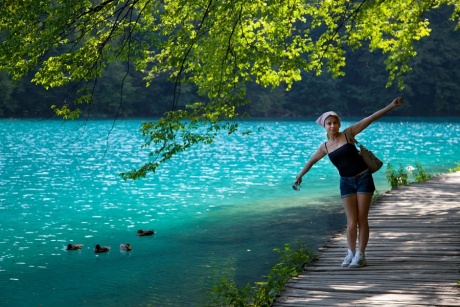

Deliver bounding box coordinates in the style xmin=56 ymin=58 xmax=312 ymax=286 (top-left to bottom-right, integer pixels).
xmin=0 ymin=118 xmax=459 ymax=306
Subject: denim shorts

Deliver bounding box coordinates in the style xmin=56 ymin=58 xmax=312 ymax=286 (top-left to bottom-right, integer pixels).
xmin=340 ymin=170 xmax=375 ymax=198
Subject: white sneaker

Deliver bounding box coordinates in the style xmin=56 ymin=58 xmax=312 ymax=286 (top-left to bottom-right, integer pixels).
xmin=341 ymin=249 xmax=355 ymax=267
xmin=349 ymin=251 xmax=367 ymax=268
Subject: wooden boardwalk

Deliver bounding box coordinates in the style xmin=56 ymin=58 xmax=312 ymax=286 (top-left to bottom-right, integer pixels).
xmin=273 ymin=172 xmax=460 ymax=307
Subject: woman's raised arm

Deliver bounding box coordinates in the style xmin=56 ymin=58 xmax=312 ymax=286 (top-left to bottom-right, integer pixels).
xmin=347 ymin=97 xmax=403 ymax=137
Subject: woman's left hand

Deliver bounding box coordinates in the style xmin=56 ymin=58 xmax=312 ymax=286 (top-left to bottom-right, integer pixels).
xmin=392 ymin=97 xmax=403 ymax=108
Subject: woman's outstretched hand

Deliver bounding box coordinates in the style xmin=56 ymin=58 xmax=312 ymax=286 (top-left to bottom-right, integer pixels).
xmin=391 ymin=97 xmax=403 ymax=108
xmin=295 ymin=176 xmax=302 ymax=185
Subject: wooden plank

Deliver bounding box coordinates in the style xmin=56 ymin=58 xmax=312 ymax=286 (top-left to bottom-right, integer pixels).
xmin=283 ymin=282 xmax=459 ymax=293
xmin=273 ymin=291 xmax=460 ymax=307
xmin=285 ymin=280 xmax=458 ymax=288
xmin=272 ymin=172 xmax=460 ymax=307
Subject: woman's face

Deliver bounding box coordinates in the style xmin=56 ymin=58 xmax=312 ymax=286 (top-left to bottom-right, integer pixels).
xmin=324 ymin=116 xmax=340 ymax=135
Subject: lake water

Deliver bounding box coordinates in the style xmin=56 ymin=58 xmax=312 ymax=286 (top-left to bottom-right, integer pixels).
xmin=0 ymin=118 xmax=459 ymax=306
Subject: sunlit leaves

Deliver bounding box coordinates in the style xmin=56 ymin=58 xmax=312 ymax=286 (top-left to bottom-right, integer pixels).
xmin=51 ymin=104 xmax=81 ymax=119
xmin=341 ymin=0 xmax=434 ymax=87
xmin=1 ymin=0 xmax=455 ymax=97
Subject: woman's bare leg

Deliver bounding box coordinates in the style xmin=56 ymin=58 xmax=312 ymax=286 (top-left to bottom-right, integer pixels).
xmin=356 ymin=193 xmax=373 ymax=252
xmin=342 ymin=194 xmax=358 ymax=251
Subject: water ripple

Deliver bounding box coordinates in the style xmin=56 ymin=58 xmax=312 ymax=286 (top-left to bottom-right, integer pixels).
xmin=0 ymin=118 xmax=459 ymax=306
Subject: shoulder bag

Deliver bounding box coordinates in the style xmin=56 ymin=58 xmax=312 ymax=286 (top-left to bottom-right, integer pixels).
xmin=344 ymin=130 xmax=383 ymax=173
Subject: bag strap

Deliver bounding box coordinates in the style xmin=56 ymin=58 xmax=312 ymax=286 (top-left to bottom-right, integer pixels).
xmin=343 ymin=129 xmax=359 ymax=146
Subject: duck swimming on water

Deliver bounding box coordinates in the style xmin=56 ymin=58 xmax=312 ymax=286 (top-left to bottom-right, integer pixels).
xmin=120 ymin=243 xmax=132 ymax=251
xmin=94 ymin=244 xmax=110 ymax=253
xmin=136 ymin=230 xmax=155 ymax=236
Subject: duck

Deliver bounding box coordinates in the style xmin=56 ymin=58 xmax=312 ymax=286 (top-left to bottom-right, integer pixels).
xmin=94 ymin=244 xmax=110 ymax=253
xmin=66 ymin=244 xmax=83 ymax=250
xmin=119 ymin=243 xmax=132 ymax=251
xmin=136 ymin=229 xmax=155 ymax=236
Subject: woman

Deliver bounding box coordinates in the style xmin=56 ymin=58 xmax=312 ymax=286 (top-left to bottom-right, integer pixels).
xmin=295 ymin=97 xmax=403 ymax=268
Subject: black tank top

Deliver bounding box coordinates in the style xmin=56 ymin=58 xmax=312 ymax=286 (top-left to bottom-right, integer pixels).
xmin=326 ymin=133 xmax=368 ymax=177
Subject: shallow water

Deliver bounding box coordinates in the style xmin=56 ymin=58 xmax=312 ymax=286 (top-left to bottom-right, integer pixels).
xmin=0 ymin=118 xmax=459 ymax=306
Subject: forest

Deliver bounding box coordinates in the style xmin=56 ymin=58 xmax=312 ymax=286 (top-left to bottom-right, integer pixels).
xmin=1 ymin=6 xmax=459 ymax=119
